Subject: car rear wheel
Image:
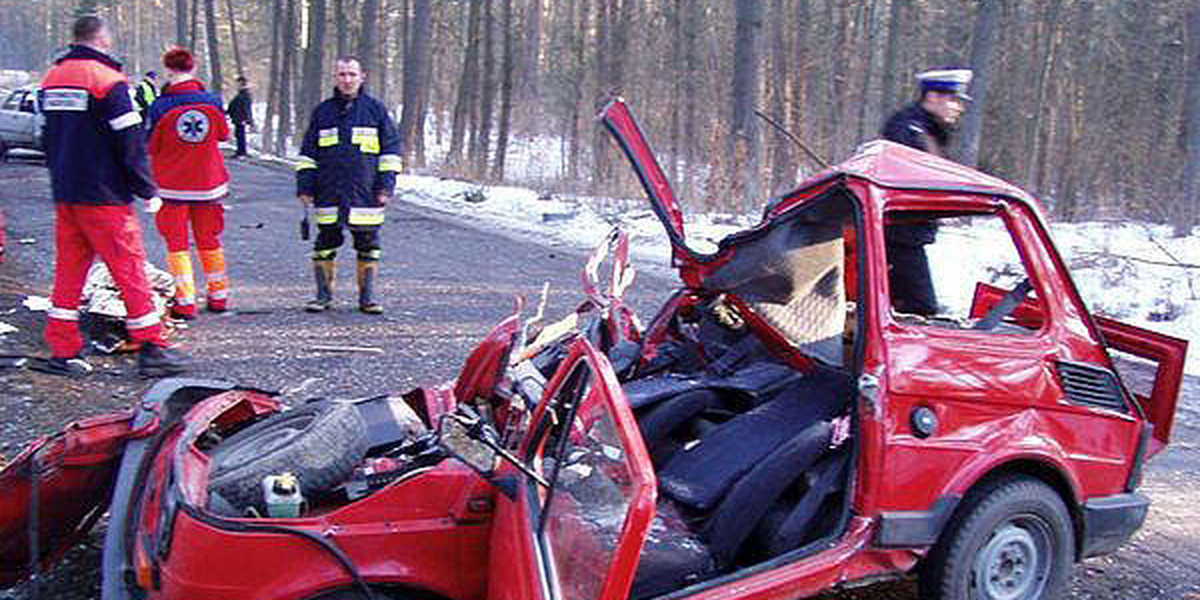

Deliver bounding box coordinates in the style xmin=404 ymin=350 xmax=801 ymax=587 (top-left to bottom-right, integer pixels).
xmin=207 ymin=402 xmax=369 ymax=515
xmin=920 ymin=476 xmax=1074 ymax=600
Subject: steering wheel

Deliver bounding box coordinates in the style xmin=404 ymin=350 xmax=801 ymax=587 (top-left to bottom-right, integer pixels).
xmin=973 ymin=278 xmax=1033 ymax=331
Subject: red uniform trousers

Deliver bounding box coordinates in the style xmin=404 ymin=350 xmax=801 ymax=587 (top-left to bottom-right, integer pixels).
xmin=154 ymin=201 xmax=228 ymax=316
xmin=46 ymin=204 xmax=163 ymax=358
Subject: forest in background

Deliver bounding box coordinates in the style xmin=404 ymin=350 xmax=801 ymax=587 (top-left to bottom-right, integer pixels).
xmin=3 ymin=0 xmax=1200 ymax=236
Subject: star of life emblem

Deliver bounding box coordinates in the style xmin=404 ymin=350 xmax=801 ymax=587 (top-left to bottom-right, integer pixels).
xmin=176 ymin=109 xmax=210 ymax=143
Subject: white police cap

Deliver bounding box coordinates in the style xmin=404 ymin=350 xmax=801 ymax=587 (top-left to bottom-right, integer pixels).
xmin=916 ymin=69 xmax=973 ymax=99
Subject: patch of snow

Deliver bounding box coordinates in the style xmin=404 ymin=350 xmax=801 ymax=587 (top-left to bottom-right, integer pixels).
xmin=0 ymin=321 xmax=16 ymax=335
xmin=22 ymin=296 xmax=49 ymax=312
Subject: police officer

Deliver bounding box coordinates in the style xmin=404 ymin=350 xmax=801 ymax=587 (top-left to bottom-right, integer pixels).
xmin=39 ymin=15 xmax=187 ymax=377
xmin=296 ymin=56 xmax=401 ymax=314
xmin=226 ymin=75 xmax=254 ymax=158
xmin=880 ymin=69 xmax=972 ymax=316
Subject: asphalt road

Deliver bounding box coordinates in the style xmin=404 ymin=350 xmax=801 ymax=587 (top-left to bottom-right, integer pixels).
xmin=0 ymin=157 xmax=1197 ymax=599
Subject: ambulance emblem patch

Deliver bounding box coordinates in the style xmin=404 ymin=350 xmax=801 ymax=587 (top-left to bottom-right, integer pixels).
xmin=176 ymin=109 xmax=210 ymax=143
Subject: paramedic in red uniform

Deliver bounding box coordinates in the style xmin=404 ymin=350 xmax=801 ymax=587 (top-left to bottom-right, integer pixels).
xmin=296 ymin=56 xmax=401 ymax=314
xmin=39 ymin=15 xmax=187 ymax=377
xmin=146 ymin=48 xmax=231 ymax=319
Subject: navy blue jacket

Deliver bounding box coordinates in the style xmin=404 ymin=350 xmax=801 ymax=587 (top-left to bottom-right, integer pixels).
xmin=295 ymin=89 xmax=400 ymax=210
xmin=40 ymin=45 xmax=157 ymax=205
xmin=881 ymin=102 xmax=950 ymax=158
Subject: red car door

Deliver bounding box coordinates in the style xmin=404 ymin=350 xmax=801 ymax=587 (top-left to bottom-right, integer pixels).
xmin=487 ymin=338 xmax=657 ymax=600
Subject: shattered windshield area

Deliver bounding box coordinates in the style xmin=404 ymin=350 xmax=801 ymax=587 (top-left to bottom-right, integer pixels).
xmin=701 ymin=191 xmax=858 ymax=367
xmin=537 ymin=362 xmax=638 ymax=600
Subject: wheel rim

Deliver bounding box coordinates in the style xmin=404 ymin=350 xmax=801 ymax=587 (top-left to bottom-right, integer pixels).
xmin=971 ymin=516 xmax=1053 ymax=600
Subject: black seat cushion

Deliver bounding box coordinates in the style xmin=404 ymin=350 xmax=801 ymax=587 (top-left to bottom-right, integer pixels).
xmin=636 ymin=389 xmax=723 ymax=451
xmin=630 ymin=500 xmax=715 ymax=599
xmin=702 ymin=420 xmax=833 ymax=566
xmin=757 ymin=448 xmax=851 ymax=558
xmin=659 ymin=369 xmax=851 ymax=511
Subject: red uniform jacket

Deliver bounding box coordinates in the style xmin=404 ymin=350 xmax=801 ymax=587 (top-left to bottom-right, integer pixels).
xmin=147 ymin=79 xmax=230 ymax=201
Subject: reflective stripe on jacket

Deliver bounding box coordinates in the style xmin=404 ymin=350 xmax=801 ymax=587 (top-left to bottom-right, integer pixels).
xmin=295 ymin=89 xmax=400 ymax=217
xmin=40 ymin=44 xmax=157 ymax=205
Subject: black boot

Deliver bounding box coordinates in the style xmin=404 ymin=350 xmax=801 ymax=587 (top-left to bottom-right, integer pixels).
xmin=305 ymin=259 xmax=336 ymax=312
xmin=138 ymin=343 xmax=189 ymax=378
xmin=35 ymin=356 xmax=94 ymax=377
xmin=357 ymin=260 xmax=382 ymax=314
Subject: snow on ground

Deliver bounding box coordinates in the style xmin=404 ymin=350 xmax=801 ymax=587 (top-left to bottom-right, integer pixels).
xmin=395 ymin=173 xmax=1200 ymax=377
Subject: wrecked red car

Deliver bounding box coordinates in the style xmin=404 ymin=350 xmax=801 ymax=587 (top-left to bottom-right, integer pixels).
xmin=0 ymin=99 xmax=1187 ymax=600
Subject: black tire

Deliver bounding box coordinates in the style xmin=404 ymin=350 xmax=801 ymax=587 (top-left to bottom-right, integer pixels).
xmin=0 ymin=140 xmax=8 ymax=162
xmin=208 ymin=402 xmax=369 ymax=514
xmin=920 ymin=476 xmax=1074 ymax=600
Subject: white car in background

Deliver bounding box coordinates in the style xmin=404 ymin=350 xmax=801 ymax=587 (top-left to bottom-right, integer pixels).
xmin=0 ymin=86 xmax=44 ymax=160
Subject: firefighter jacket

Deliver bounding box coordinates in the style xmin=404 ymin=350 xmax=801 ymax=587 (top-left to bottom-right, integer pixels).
xmin=146 ymin=79 xmax=230 ymax=202
xmin=296 ymin=89 xmax=401 ymax=228
xmin=40 ymin=44 xmax=157 ymax=205
xmin=133 ymin=79 xmax=157 ymax=114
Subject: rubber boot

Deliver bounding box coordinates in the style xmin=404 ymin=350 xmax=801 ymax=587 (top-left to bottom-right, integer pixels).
xmin=305 ymin=260 xmax=336 ymax=312
xmin=138 ymin=342 xmax=189 ymax=378
xmin=357 ymin=260 xmax=382 ymax=314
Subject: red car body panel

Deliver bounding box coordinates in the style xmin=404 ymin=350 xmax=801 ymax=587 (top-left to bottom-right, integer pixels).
xmin=0 ymin=99 xmax=1187 ymax=600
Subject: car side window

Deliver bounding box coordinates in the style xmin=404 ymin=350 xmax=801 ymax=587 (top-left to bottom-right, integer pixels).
xmin=885 ymin=210 xmax=1038 ymax=334
xmin=2 ymin=92 xmax=21 ymax=111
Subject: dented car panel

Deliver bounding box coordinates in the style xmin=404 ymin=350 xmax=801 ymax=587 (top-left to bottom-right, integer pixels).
xmin=0 ymin=99 xmax=1186 ymax=600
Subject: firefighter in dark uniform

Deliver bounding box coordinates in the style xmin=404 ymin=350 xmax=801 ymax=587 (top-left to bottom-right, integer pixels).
xmin=132 ymin=70 xmax=158 ymax=117
xmin=880 ymin=68 xmax=972 ymax=316
xmin=296 ymin=56 xmax=401 ymax=314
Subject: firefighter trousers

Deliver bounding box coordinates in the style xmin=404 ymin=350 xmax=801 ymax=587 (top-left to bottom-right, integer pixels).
xmin=46 ymin=204 xmax=163 ymax=358
xmin=155 ymin=201 xmax=229 ymax=315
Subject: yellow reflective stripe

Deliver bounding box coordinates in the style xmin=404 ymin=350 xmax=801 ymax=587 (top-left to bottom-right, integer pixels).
xmin=318 ymin=127 xmax=339 ymax=147
xmin=378 ymin=154 xmax=402 ymax=173
xmin=348 ymin=207 xmax=385 ymax=226
xmin=295 ymin=156 xmax=318 ymax=171
xmin=314 ymin=206 xmax=339 ymax=225
xmin=352 ymin=127 xmax=380 ymax=153
xmin=313 ymin=249 xmax=337 ymax=260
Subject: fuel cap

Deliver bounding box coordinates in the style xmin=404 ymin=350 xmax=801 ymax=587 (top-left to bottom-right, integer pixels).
xmin=911 ymin=406 xmax=937 ymax=438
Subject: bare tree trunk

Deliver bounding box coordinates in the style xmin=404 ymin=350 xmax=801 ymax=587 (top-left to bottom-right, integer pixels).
xmin=204 ymin=0 xmax=224 ymax=97
xmin=335 ymin=0 xmax=348 ymax=57
xmin=682 ymin=0 xmax=701 ymax=199
xmin=188 ymin=0 xmax=200 ymax=50
xmin=1023 ymin=0 xmax=1065 ymax=187
xmin=262 ymin=0 xmax=283 ymax=149
xmin=449 ymin=0 xmax=483 ymax=166
xmin=176 ymin=0 xmax=188 ymax=46
xmin=300 ymin=0 xmax=328 ymax=123
xmin=399 ymin=0 xmax=433 ymax=168
xmin=357 ymin=0 xmax=380 ymax=77
xmin=492 ymin=0 xmax=516 ymax=180
xmin=879 ymin=0 xmax=907 ymax=119
xmin=959 ymin=0 xmax=1002 ymax=167
xmin=729 ymin=0 xmax=764 ymax=207
xmin=567 ymin=0 xmax=587 ymax=181
xmin=854 ymin=0 xmax=879 ymax=145
xmin=277 ymin=0 xmax=298 ymax=155
xmin=589 ymin=0 xmax=612 ymax=192
xmin=1178 ymin=0 xmax=1200 ymax=236
xmin=768 ymin=0 xmax=793 ymax=194
xmin=224 ymin=0 xmax=244 ymax=77
xmin=523 ymin=0 xmax=543 ymax=99
xmin=471 ymin=0 xmax=496 ymax=177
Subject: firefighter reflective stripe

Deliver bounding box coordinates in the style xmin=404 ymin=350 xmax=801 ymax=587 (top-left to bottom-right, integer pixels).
xmin=378 ymin=154 xmax=402 ymax=173
xmin=318 ymin=128 xmax=339 ymax=147
xmin=315 ymin=206 xmax=340 ymax=225
xmin=109 ymin=111 xmax=142 ymax=131
xmin=198 ymin=249 xmax=229 ymax=300
xmin=167 ymin=251 xmax=197 ymax=305
xmin=48 ymin=306 xmax=80 ymax=321
xmin=41 ymin=89 xmax=89 ymax=112
xmin=359 ymin=248 xmax=382 ymax=261
xmin=126 ymin=311 xmax=161 ymax=330
xmin=351 ymin=126 xmax=380 ymax=153
xmin=313 ymin=248 xmax=337 ymax=260
xmin=348 ymin=206 xmax=385 ymax=226
xmin=295 ymin=156 xmax=318 ymax=171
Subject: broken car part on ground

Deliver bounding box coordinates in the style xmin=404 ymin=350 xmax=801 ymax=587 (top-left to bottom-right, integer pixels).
xmin=0 ymin=99 xmax=1186 ymax=600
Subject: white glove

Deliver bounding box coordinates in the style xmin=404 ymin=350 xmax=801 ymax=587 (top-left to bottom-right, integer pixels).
xmin=144 ymin=196 xmax=162 ymax=213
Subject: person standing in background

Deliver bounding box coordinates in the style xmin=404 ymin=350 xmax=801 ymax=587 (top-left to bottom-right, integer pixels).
xmin=226 ymin=75 xmax=254 ymax=158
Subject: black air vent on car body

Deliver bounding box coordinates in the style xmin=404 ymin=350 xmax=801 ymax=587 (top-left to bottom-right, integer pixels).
xmin=1055 ymin=361 xmax=1127 ymax=411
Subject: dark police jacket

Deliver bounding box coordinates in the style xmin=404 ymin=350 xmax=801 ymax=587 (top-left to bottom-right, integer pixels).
xmin=881 ymin=102 xmax=948 ymax=246
xmin=40 ymin=45 xmax=157 ymax=205
xmin=227 ymin=89 xmax=253 ymax=125
xmin=296 ymin=89 xmax=400 ymax=225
